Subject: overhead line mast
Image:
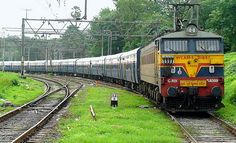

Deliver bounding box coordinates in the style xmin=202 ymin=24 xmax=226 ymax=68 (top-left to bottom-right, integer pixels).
xmin=23 ymin=9 xmax=32 ymax=19
xmin=172 ymin=0 xmax=200 ymax=31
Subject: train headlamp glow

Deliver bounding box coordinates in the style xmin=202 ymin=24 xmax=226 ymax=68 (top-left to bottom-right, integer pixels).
xmin=186 ymin=24 xmax=198 ymax=36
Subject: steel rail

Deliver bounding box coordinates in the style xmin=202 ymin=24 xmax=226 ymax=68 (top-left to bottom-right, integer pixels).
xmin=166 ymin=112 xmax=198 ymax=143
xmin=0 ymin=76 xmax=67 ymax=122
xmin=209 ymin=113 xmax=236 ymax=136
xmin=0 ymin=76 xmax=70 ymax=143
xmin=166 ymin=112 xmax=236 ymax=143
xmin=0 ymin=78 xmax=51 ymax=123
xmin=12 ymin=84 xmax=83 ymax=143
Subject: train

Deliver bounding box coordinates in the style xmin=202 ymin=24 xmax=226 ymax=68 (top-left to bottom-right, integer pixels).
xmin=0 ymin=24 xmax=224 ymax=112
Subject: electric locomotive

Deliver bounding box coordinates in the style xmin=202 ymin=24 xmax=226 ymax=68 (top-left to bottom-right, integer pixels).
xmin=140 ymin=24 xmax=224 ymax=111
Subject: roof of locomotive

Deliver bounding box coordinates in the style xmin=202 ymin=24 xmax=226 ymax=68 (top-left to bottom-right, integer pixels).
xmin=160 ymin=30 xmax=222 ymax=39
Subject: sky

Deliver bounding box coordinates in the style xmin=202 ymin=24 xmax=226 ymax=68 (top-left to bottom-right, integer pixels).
xmin=0 ymin=0 xmax=115 ymax=37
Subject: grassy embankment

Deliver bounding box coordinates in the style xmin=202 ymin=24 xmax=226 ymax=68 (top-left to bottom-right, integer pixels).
xmin=0 ymin=72 xmax=44 ymax=115
xmin=216 ymin=52 xmax=236 ymax=124
xmin=55 ymin=86 xmax=183 ymax=143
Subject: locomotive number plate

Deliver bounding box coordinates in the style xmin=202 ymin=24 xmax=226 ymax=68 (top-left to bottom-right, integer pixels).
xmin=180 ymin=80 xmax=207 ymax=87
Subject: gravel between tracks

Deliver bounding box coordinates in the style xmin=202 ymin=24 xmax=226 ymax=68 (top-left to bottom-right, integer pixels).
xmin=174 ymin=113 xmax=236 ymax=143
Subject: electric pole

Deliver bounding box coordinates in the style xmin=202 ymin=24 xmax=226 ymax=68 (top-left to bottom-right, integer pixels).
xmin=24 ymin=9 xmax=32 ymax=19
xmin=172 ymin=1 xmax=200 ymax=31
xmin=21 ymin=18 xmax=25 ymax=77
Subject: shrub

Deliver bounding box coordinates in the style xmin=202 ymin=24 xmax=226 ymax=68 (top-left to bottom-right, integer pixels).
xmin=0 ymin=93 xmax=4 ymax=99
xmin=11 ymin=79 xmax=19 ymax=86
xmin=229 ymin=81 xmax=236 ymax=105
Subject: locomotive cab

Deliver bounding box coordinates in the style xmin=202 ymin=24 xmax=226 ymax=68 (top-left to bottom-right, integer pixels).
xmin=158 ymin=24 xmax=224 ymax=111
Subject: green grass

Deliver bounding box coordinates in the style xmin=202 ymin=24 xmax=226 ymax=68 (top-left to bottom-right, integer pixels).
xmin=0 ymin=72 xmax=44 ymax=115
xmin=216 ymin=52 xmax=236 ymax=124
xmin=55 ymin=86 xmax=183 ymax=143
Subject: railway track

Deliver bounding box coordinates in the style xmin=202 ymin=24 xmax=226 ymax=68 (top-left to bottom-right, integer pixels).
xmin=168 ymin=112 xmax=236 ymax=143
xmin=4 ymin=74 xmax=234 ymax=143
xmin=0 ymin=76 xmax=83 ymax=143
xmin=25 ymin=75 xmax=83 ymax=143
xmin=49 ymin=75 xmax=236 ymax=143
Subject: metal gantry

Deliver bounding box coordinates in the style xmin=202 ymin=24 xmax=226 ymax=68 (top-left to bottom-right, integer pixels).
xmin=19 ymin=18 xmax=160 ymax=76
xmin=20 ymin=18 xmax=81 ymax=76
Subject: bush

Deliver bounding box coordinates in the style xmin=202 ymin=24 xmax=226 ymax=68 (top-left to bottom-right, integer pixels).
xmin=0 ymin=94 xmax=4 ymax=99
xmin=229 ymin=81 xmax=236 ymax=105
xmin=11 ymin=79 xmax=19 ymax=86
xmin=226 ymin=62 xmax=236 ymax=76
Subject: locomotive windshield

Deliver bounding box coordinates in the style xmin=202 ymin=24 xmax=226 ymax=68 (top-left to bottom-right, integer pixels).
xmin=163 ymin=40 xmax=188 ymax=52
xmin=162 ymin=38 xmax=222 ymax=53
xmin=196 ymin=39 xmax=220 ymax=52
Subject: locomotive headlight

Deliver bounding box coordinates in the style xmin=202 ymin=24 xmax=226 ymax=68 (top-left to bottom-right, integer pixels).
xmin=186 ymin=24 xmax=198 ymax=36
xmin=171 ymin=67 xmax=176 ymax=74
xmin=167 ymin=87 xmax=177 ymax=96
xmin=212 ymin=86 xmax=222 ymax=97
xmin=209 ymin=66 xmax=215 ymax=73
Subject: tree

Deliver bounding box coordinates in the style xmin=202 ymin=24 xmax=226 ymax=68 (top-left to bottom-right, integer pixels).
xmin=88 ymin=0 xmax=173 ymax=56
xmin=71 ymin=6 xmax=81 ymax=19
xmin=60 ymin=25 xmax=87 ymax=58
xmin=200 ymin=0 xmax=236 ymax=52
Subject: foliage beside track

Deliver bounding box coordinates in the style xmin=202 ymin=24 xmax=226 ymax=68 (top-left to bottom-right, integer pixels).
xmin=216 ymin=53 xmax=236 ymax=124
xmin=0 ymin=72 xmax=44 ymax=115
xmin=55 ymin=86 xmax=183 ymax=143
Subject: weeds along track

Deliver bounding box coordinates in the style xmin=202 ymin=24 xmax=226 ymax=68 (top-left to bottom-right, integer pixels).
xmin=168 ymin=113 xmax=236 ymax=143
xmin=0 ymin=76 xmax=83 ymax=143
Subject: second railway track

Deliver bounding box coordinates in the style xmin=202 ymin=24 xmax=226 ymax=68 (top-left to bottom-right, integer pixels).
xmin=0 ymin=76 xmax=83 ymax=143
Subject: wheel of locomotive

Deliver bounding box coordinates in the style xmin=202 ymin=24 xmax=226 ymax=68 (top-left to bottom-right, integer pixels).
xmin=152 ymin=86 xmax=156 ymax=100
xmin=131 ymin=83 xmax=134 ymax=90
xmin=150 ymin=86 xmax=154 ymax=99
xmin=137 ymin=84 xmax=141 ymax=93
xmin=140 ymin=82 xmax=144 ymax=94
xmin=147 ymin=85 xmax=152 ymax=99
xmin=134 ymin=84 xmax=137 ymax=91
xmin=152 ymin=90 xmax=155 ymax=100
xmin=154 ymin=87 xmax=162 ymax=103
xmin=143 ymin=83 xmax=146 ymax=96
xmin=149 ymin=86 xmax=154 ymax=100
xmin=142 ymin=83 xmax=146 ymax=95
